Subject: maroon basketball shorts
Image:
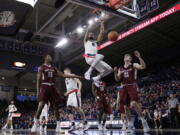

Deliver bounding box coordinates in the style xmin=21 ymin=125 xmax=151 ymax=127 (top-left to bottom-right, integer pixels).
xmin=38 ymin=84 xmax=61 ymax=105
xmin=96 ymin=97 xmax=112 ymax=114
xmin=119 ymin=84 xmax=138 ymax=113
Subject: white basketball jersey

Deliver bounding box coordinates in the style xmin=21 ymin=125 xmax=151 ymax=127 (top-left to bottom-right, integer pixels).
xmin=84 ymin=40 xmax=98 ymax=55
xmin=65 ymin=78 xmax=78 ymax=91
xmin=41 ymin=104 xmax=49 ymax=115
xmin=8 ymin=105 xmax=17 ymax=113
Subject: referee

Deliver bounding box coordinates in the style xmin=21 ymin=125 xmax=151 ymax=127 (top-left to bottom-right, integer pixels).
xmin=168 ymin=93 xmax=180 ymax=128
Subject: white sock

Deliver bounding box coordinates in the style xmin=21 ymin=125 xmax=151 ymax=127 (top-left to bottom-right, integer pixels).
xmin=110 ymin=114 xmax=114 ymax=124
xmin=128 ymin=120 xmax=133 ymax=127
xmin=87 ymin=67 xmax=93 ymax=74
xmin=3 ymin=124 xmax=7 ymax=128
xmin=139 ymin=116 xmax=145 ymax=122
xmin=34 ymin=118 xmax=39 ymax=124
xmin=56 ymin=121 xmax=61 ymax=127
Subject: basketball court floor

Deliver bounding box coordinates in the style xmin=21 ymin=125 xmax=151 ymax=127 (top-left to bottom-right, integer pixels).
xmin=0 ymin=129 xmax=180 ymax=135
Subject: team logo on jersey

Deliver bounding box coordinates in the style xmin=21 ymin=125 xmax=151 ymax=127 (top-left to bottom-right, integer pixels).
xmin=0 ymin=11 xmax=16 ymax=27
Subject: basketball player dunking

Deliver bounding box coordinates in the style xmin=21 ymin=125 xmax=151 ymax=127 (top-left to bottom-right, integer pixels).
xmin=114 ymin=51 xmax=150 ymax=132
xmin=92 ymin=81 xmax=114 ymax=130
xmin=64 ymin=68 xmax=89 ymax=132
xmin=84 ymin=20 xmax=112 ymax=82
xmin=2 ymin=101 xmax=17 ymax=130
xmin=31 ymin=54 xmax=82 ymax=133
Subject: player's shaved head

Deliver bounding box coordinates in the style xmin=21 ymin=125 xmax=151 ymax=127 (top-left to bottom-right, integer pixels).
xmin=88 ymin=32 xmax=95 ymax=40
xmin=124 ymin=53 xmax=132 ymax=62
xmin=64 ymin=68 xmax=71 ymax=73
xmin=44 ymin=54 xmax=53 ymax=63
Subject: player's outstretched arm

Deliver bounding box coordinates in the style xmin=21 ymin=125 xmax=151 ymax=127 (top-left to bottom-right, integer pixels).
xmin=91 ymin=84 xmax=97 ymax=97
xmin=76 ymin=79 xmax=82 ymax=97
xmin=37 ymin=66 xmax=43 ymax=98
xmin=114 ymin=67 xmax=121 ymax=81
xmin=57 ymin=70 xmax=82 ymax=79
xmin=13 ymin=106 xmax=17 ymax=112
xmin=84 ymin=26 xmax=90 ymax=44
xmin=133 ymin=50 xmax=146 ymax=70
xmin=97 ymin=20 xmax=104 ymax=43
xmin=116 ymin=92 xmax=120 ymax=110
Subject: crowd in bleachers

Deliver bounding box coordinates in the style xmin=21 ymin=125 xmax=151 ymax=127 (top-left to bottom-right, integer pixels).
xmin=0 ymin=65 xmax=179 ymax=129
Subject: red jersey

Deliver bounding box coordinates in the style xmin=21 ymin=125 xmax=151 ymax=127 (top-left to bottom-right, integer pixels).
xmin=41 ymin=64 xmax=57 ymax=84
xmin=94 ymin=85 xmax=107 ymax=100
xmin=120 ymin=64 xmax=137 ymax=85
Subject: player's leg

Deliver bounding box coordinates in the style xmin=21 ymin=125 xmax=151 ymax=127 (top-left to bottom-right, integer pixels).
xmin=9 ymin=119 xmax=13 ymax=130
xmin=121 ymin=113 xmax=127 ymax=130
xmin=154 ymin=118 xmax=158 ymax=128
xmin=124 ymin=105 xmax=135 ymax=132
xmin=66 ymin=95 xmax=77 ymax=131
xmin=128 ymin=85 xmax=150 ymax=132
xmin=31 ymin=101 xmax=45 ymax=132
xmin=102 ymin=113 xmax=107 ymax=129
xmin=92 ymin=60 xmax=113 ymax=81
xmin=68 ymin=109 xmax=76 ymax=132
xmin=39 ymin=115 xmax=44 ymax=131
xmin=85 ymin=54 xmax=104 ymax=80
xmin=75 ymin=107 xmax=86 ymax=124
xmin=52 ymin=104 xmax=62 ymax=133
xmin=98 ymin=108 xmax=104 ymax=130
xmin=2 ymin=115 xmax=10 ymax=129
xmin=44 ymin=115 xmax=48 ymax=130
xmin=51 ymin=87 xmax=64 ymax=133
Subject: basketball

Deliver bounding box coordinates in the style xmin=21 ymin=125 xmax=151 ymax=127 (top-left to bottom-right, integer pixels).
xmin=108 ymin=31 xmax=119 ymax=41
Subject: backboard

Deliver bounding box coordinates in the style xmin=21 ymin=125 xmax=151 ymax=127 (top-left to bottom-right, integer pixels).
xmin=73 ymin=0 xmax=159 ymax=19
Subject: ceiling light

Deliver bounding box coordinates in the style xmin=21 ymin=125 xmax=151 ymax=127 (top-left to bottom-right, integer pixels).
xmin=1 ymin=77 xmax=5 ymax=80
xmin=16 ymin=0 xmax=38 ymax=7
xmin=94 ymin=17 xmax=99 ymax=22
xmin=88 ymin=19 xmax=94 ymax=25
xmin=13 ymin=62 xmax=26 ymax=67
xmin=77 ymin=27 xmax=84 ymax=34
xmin=56 ymin=38 xmax=68 ymax=47
xmin=101 ymin=12 xmax=105 ymax=18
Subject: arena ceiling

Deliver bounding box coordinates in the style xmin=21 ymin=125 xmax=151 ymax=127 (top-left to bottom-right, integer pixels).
xmin=17 ymin=0 xmax=179 ymax=67
xmin=0 ymin=0 xmax=179 ymax=84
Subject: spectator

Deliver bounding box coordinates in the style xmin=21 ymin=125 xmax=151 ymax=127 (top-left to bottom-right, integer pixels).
xmin=168 ymin=93 xmax=180 ymax=128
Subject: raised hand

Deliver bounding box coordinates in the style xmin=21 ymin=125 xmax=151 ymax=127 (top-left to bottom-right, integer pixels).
xmin=134 ymin=50 xmax=141 ymax=58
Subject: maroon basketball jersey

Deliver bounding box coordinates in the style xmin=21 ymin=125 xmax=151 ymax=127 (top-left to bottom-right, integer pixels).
xmin=95 ymin=85 xmax=107 ymax=99
xmin=41 ymin=64 xmax=57 ymax=84
xmin=120 ymin=64 xmax=137 ymax=84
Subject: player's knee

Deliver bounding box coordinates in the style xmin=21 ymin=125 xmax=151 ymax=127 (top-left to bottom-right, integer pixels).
xmin=130 ymin=101 xmax=137 ymax=107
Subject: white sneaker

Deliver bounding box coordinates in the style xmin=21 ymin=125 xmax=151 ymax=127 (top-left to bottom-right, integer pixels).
xmin=55 ymin=122 xmax=61 ymax=133
xmin=142 ymin=120 xmax=150 ymax=132
xmin=31 ymin=123 xmax=39 ymax=132
xmin=83 ymin=124 xmax=90 ymax=132
xmin=102 ymin=125 xmax=107 ymax=131
xmin=84 ymin=72 xmax=91 ymax=80
xmin=92 ymin=75 xmax=101 ymax=82
xmin=68 ymin=125 xmax=76 ymax=132
xmin=126 ymin=125 xmax=134 ymax=133
xmin=39 ymin=125 xmax=43 ymax=131
xmin=122 ymin=123 xmax=126 ymax=130
xmin=98 ymin=124 xmax=103 ymax=130
xmin=2 ymin=126 xmax=7 ymax=130
xmin=44 ymin=125 xmax=47 ymax=131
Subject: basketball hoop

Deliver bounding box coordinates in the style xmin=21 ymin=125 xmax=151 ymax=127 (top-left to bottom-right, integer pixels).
xmin=109 ymin=0 xmax=131 ymax=10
